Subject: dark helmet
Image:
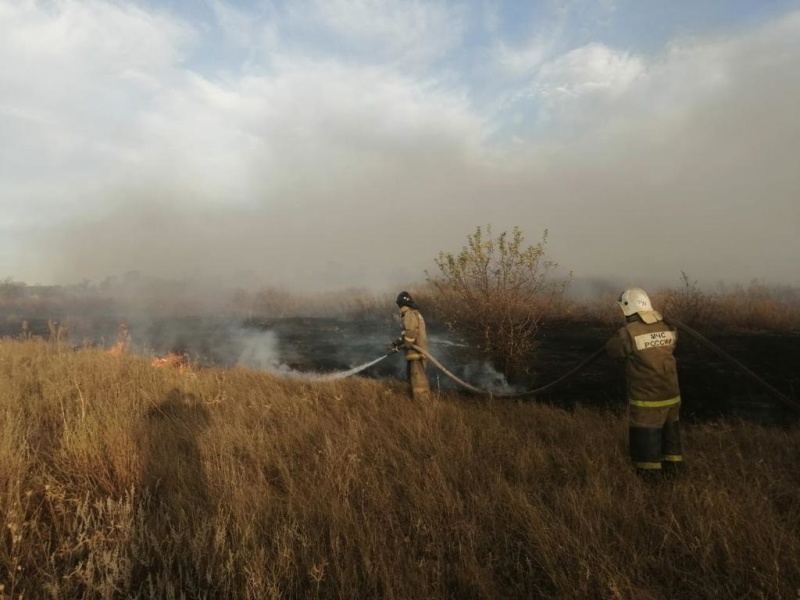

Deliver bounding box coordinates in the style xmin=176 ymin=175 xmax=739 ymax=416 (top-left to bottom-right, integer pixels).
xmin=396 ymin=291 xmax=418 ymax=310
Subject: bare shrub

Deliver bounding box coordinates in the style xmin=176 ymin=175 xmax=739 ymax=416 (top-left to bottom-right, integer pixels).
xmin=426 ymin=226 xmax=570 ymax=380
xmin=662 ymin=271 xmax=717 ymax=327
xmin=658 ymin=275 xmax=800 ymax=332
xmin=562 ymin=291 xmax=623 ymax=326
xmin=711 ymin=281 xmax=800 ymax=331
xmin=252 ymin=286 xmax=299 ymax=318
xmin=240 ymin=286 xmax=392 ymax=320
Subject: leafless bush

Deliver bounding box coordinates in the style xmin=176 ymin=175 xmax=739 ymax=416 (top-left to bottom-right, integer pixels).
xmin=658 ymin=275 xmax=800 ymax=332
xmin=426 ymin=226 xmax=570 ymax=380
xmin=662 ymin=271 xmax=717 ymax=327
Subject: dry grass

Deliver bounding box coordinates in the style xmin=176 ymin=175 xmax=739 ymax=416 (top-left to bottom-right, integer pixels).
xmin=558 ymin=281 xmax=800 ymax=333
xmin=657 ymin=281 xmax=800 ymax=332
xmin=1 ymin=339 xmax=799 ymax=599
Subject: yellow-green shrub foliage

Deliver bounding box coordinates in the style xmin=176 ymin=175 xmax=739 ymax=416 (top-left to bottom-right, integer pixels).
xmin=426 ymin=226 xmax=570 ymax=380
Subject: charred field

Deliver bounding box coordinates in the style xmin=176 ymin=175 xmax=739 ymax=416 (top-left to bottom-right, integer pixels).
xmin=2 ymin=313 xmax=799 ymax=598
xmin=4 ymin=315 xmax=798 ymax=425
xmin=534 ymin=320 xmax=800 ymax=425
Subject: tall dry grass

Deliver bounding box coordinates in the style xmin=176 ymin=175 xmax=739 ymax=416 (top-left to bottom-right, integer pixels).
xmin=1 ymin=339 xmax=799 ymax=599
xmin=557 ymin=280 xmax=800 ymax=333
xmin=658 ymin=279 xmax=800 ymax=332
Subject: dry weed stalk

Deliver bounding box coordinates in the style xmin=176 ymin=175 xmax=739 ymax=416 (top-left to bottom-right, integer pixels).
xmin=0 ymin=338 xmax=798 ymax=599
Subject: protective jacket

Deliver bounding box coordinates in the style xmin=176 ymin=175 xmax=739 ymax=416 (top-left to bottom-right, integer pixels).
xmin=606 ymin=317 xmax=680 ymax=405
xmin=397 ymin=306 xmax=429 ymax=362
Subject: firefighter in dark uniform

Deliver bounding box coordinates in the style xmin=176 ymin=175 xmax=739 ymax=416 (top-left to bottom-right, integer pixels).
xmin=390 ymin=291 xmax=431 ymax=401
xmin=606 ymin=287 xmax=684 ymax=477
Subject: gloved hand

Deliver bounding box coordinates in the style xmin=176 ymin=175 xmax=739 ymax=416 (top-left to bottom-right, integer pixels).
xmin=387 ymin=340 xmax=402 ymax=353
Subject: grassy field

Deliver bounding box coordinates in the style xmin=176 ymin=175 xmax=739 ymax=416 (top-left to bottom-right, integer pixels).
xmin=1 ymin=339 xmax=799 ymax=599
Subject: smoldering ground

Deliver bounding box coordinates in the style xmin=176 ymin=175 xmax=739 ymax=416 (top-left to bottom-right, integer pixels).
xmin=12 ymin=312 xmax=517 ymax=393
xmin=4 ymin=309 xmax=795 ymax=424
xmin=137 ymin=316 xmax=517 ymax=393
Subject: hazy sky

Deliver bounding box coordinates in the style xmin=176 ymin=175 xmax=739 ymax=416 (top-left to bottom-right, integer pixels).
xmin=2 ymin=0 xmax=799 ymax=292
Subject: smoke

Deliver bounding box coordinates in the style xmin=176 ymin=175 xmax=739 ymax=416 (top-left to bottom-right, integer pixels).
xmin=3 ymin=4 xmax=800 ymax=290
xmin=234 ymin=328 xmax=291 ymax=373
xmin=227 ymin=326 xmax=391 ymax=379
xmin=460 ymin=362 xmax=518 ymax=394
xmin=113 ymin=315 xmax=403 ymax=378
xmin=64 ymin=312 xmax=521 ymax=389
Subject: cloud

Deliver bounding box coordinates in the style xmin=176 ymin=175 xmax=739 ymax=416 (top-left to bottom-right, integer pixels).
xmin=2 ymin=2 xmax=799 ymax=292
xmin=1 ymin=1 xmax=486 ymax=289
xmin=493 ymin=38 xmax=551 ymax=78
xmin=299 ymin=0 xmax=467 ymax=65
xmin=206 ymin=0 xmax=281 ymax=59
xmin=510 ymin=42 xmax=645 ymax=133
xmin=34 ymin=57 xmax=488 ymax=290
xmin=501 ymin=12 xmax=800 ymax=283
xmin=0 ymin=0 xmax=193 ymax=213
xmin=537 ymin=43 xmax=644 ymax=99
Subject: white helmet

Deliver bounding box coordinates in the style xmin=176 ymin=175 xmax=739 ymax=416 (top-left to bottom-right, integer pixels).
xmin=617 ymin=288 xmax=661 ymax=324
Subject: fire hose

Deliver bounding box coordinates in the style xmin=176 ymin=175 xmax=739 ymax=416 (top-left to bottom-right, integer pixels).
xmin=391 ymin=320 xmax=798 ymax=410
xmin=667 ymin=319 xmax=798 ymax=412
xmin=404 ymin=343 xmax=605 ymax=398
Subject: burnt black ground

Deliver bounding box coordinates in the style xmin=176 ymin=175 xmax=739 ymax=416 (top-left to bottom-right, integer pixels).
xmin=534 ymin=321 xmax=800 ymax=426
xmin=2 ymin=316 xmax=798 ymax=425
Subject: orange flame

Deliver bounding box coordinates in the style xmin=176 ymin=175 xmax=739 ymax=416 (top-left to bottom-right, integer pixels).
xmin=108 ymin=342 xmax=128 ymax=356
xmin=151 ymin=353 xmax=193 ymax=373
xmin=108 ymin=323 xmax=132 ymax=356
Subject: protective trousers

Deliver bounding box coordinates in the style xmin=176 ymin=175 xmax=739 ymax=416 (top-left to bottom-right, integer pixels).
xmin=628 ymin=399 xmax=683 ymax=473
xmin=406 ymin=359 xmax=430 ymax=401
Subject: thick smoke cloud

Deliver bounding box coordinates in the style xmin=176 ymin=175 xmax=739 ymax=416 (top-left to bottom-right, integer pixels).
xmin=2 ymin=2 xmax=798 ymax=292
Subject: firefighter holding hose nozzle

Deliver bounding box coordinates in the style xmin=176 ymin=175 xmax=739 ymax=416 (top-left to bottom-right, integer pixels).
xmin=388 ymin=291 xmax=431 ymax=401
xmin=606 ymin=288 xmax=684 ymax=479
